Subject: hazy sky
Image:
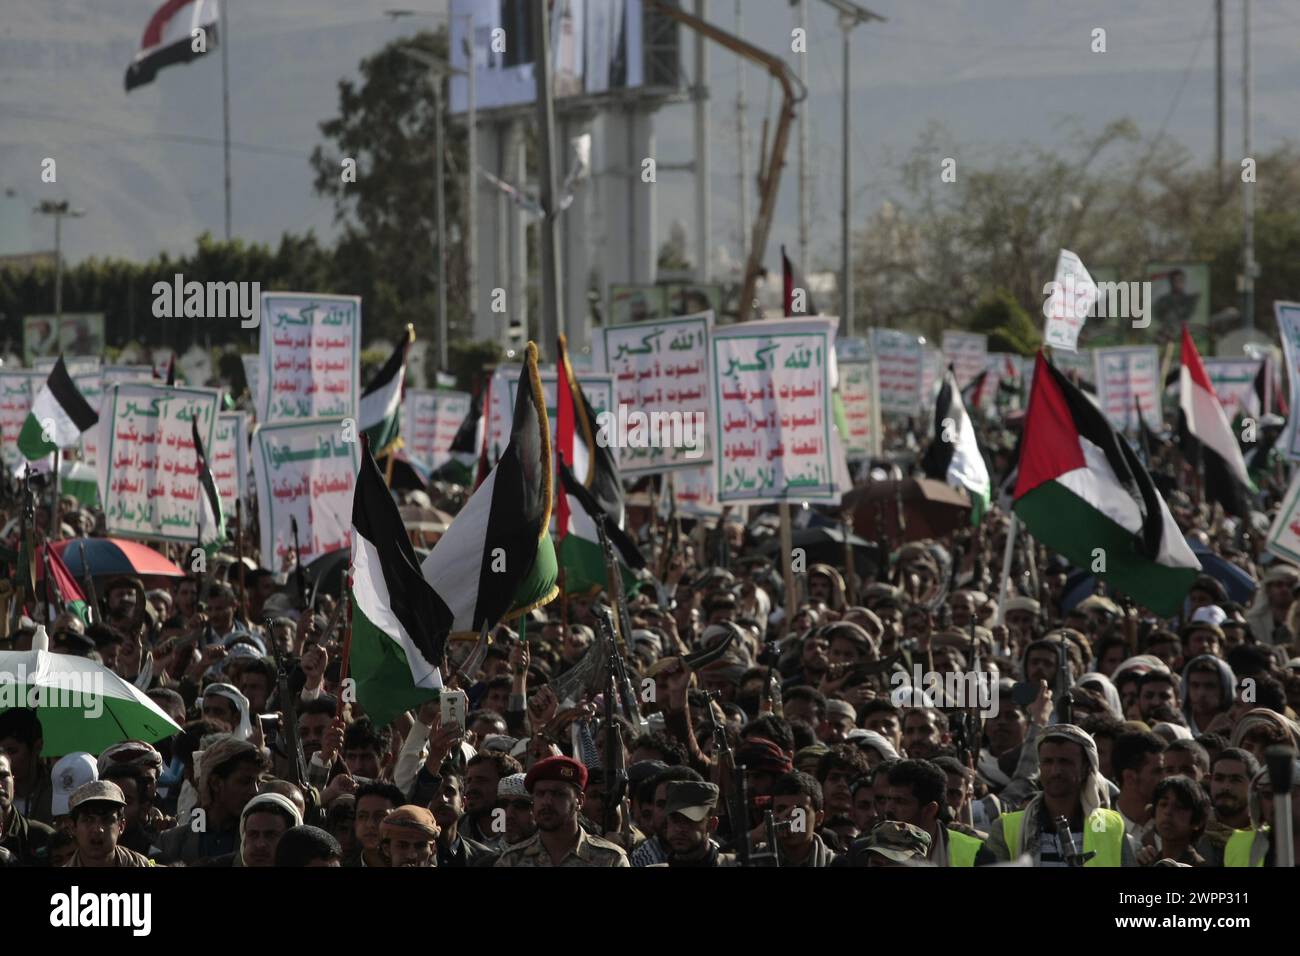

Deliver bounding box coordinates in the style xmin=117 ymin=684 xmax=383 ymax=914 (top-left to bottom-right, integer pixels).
xmin=3 ymin=0 xmax=1299 ymax=273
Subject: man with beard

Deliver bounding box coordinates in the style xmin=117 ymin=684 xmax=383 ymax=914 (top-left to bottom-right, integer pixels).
xmin=1197 ymin=748 xmax=1258 ymax=866
xmin=630 ymin=766 xmax=704 ymax=866
xmin=881 ymin=759 xmax=989 ymax=866
xmin=901 ymin=708 xmax=949 ymax=760
xmin=986 ymin=725 xmax=1137 ymax=866
xmin=64 ymin=782 xmax=154 ymax=867
xmin=459 ymin=752 xmax=524 ymax=846
xmin=233 ymin=793 xmax=301 ymax=867
xmin=648 ymin=782 xmax=736 ymax=867
xmin=495 ymin=757 xmax=628 ymax=867
xmin=380 ymin=806 xmax=439 ymax=866
xmin=496 ymin=773 xmax=536 ymax=846
xmin=431 ymin=768 xmax=495 ymax=866
xmin=783 ymin=631 xmax=831 ymax=691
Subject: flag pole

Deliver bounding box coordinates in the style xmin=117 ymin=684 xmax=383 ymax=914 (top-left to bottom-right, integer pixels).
xmin=779 ymin=503 xmax=797 ymax=634
xmin=49 ymin=447 xmax=61 ymax=541
xmin=220 ymin=0 xmax=232 ymax=240
xmin=336 ymin=585 xmax=352 ymax=721
xmin=384 ymin=453 xmax=396 ymax=488
xmin=994 ymin=513 xmax=1019 ymax=626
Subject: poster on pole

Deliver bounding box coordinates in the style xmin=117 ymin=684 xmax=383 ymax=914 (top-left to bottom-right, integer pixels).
xmin=941 ymin=332 xmax=987 ymax=390
xmin=1203 ymin=358 xmax=1261 ymax=422
xmin=1093 ymin=346 xmax=1160 ymax=434
xmin=599 ymin=311 xmax=713 ymax=474
xmin=869 ymin=328 xmax=924 ymax=415
xmin=711 ymin=317 xmax=838 ymax=504
xmin=211 ymin=412 xmax=250 ymax=519
xmin=100 ymin=384 xmax=221 ymax=543
xmin=1274 ymin=303 xmax=1300 ymax=460
xmin=403 ymin=389 xmax=472 ymax=472
xmin=251 ymin=419 xmax=359 ymax=574
xmin=0 ymin=372 xmax=41 ymax=470
xmin=258 ymin=293 xmax=361 ymax=424
xmin=1042 ymin=249 xmax=1097 ymax=353
xmin=838 ymin=360 xmax=882 ymax=458
xmin=71 ymin=366 xmax=105 ymax=468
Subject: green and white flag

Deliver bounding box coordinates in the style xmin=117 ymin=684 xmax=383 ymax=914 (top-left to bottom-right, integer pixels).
xmin=360 ymin=325 xmax=412 ymax=458
xmin=17 ymin=356 xmax=100 ymax=461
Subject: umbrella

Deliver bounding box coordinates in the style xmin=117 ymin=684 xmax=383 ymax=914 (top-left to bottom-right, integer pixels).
xmin=1190 ymin=547 xmax=1257 ymax=605
xmin=50 ymin=538 xmax=186 ymax=580
xmin=0 ymin=628 xmax=182 ymax=756
xmin=757 ymin=526 xmax=880 ymax=579
xmin=845 ymin=478 xmax=972 ymax=543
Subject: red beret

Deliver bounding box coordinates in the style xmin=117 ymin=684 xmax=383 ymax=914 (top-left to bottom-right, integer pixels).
xmin=524 ymin=755 xmax=588 ymax=793
xmin=735 ymin=736 xmax=793 ymax=774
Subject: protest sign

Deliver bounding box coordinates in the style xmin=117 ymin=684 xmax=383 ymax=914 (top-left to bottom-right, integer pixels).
xmin=712 ymin=317 xmax=838 ymax=504
xmin=838 ymin=359 xmax=882 ymax=458
xmin=1203 ymin=358 xmax=1260 ymax=422
xmin=211 ymin=412 xmax=250 ymax=519
xmin=921 ymin=348 xmax=943 ymax=407
xmin=671 ymin=465 xmax=721 ymax=515
xmin=1051 ymin=347 xmax=1094 ymax=386
xmin=258 ymin=293 xmax=361 ymax=423
xmin=942 ymin=332 xmax=987 ymax=390
xmin=0 ymin=372 xmax=40 ymax=470
xmin=71 ymin=366 xmax=104 ymax=468
xmin=1093 ymin=346 xmax=1161 ymax=434
xmin=1266 ymin=468 xmax=1300 ymax=565
xmin=600 ymin=311 xmax=713 ymax=475
xmin=403 ymin=389 xmax=472 ymax=472
xmin=100 ymin=384 xmax=221 ymax=542
xmin=1274 ymin=303 xmax=1300 ymax=460
xmin=251 ymin=419 xmax=359 ymax=573
xmin=869 ymin=328 xmax=924 ymax=415
xmin=1043 ymin=249 xmax=1097 ymax=352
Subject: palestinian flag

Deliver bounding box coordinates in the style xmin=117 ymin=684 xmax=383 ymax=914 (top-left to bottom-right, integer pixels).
xmin=439 ymin=379 xmax=485 ymax=486
xmin=556 ymin=335 xmax=644 ymax=595
xmin=125 ymin=0 xmax=221 ymax=92
xmin=192 ymin=417 xmax=225 ymax=553
xmin=17 ymin=357 xmax=100 ymax=461
xmin=1179 ymin=325 xmax=1254 ymax=518
xmin=921 ymin=366 xmax=991 ymax=523
xmin=783 ymin=245 xmax=818 ymax=316
xmin=350 ymin=439 xmax=448 ymax=726
xmin=360 ymin=325 xmax=413 ymax=458
xmin=1014 ymin=351 xmax=1200 ymax=616
xmin=961 ymin=369 xmax=991 ymax=415
xmin=37 ymin=545 xmax=90 ymax=625
xmin=420 ymin=343 xmax=559 ymax=634
xmin=1243 ymin=353 xmax=1288 ymax=420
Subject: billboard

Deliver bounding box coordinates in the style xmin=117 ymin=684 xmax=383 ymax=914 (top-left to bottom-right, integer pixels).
xmin=449 ymin=0 xmax=646 ymax=114
xmin=23 ymin=313 xmax=104 ymax=365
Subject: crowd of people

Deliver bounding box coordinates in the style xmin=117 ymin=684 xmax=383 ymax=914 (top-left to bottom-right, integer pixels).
xmin=1 ymin=398 xmax=1299 ymax=871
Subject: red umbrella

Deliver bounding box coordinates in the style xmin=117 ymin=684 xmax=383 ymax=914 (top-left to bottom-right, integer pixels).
xmin=46 ymin=538 xmax=187 ymax=580
xmin=844 ymin=479 xmax=972 ymax=543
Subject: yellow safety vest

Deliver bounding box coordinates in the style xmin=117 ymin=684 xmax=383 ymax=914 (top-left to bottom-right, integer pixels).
xmin=1223 ymin=829 xmax=1263 ymax=867
xmin=1001 ymin=808 xmax=1124 ymax=867
xmin=946 ymin=828 xmax=984 ymax=867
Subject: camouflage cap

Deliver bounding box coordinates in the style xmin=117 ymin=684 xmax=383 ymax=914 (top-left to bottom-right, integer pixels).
xmin=861 ymin=821 xmax=932 ymax=863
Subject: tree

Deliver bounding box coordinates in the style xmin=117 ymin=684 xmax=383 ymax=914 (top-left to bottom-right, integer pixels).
xmin=310 ymin=29 xmax=469 ymax=352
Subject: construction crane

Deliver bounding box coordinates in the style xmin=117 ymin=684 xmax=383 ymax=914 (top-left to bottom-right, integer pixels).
xmin=650 ymin=0 xmax=807 ymax=322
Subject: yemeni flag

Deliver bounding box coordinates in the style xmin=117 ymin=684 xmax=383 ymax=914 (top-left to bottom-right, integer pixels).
xmin=17 ymin=357 xmax=100 ymax=461
xmin=192 ymin=417 xmax=225 ymax=554
xmin=921 ymin=366 xmax=991 ymax=523
xmin=125 ymin=0 xmax=221 ymax=92
xmin=555 ymin=335 xmax=644 ymax=594
xmin=419 ymin=343 xmax=559 ymax=634
xmin=1014 ymin=351 xmax=1200 ymax=616
xmin=361 ymin=326 xmax=413 ymax=458
xmin=783 ymin=245 xmax=819 ymax=316
xmin=1179 ymin=325 xmax=1254 ymax=518
xmin=350 ymin=439 xmax=450 ymax=726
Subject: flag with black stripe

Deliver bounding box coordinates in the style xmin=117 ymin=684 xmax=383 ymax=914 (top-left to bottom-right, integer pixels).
xmin=18 ymin=356 xmax=100 ymax=461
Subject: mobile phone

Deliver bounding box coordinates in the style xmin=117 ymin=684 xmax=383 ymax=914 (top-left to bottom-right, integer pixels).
xmin=440 ymin=688 xmax=468 ymax=730
xmin=259 ymin=714 xmax=281 ymax=742
xmin=1010 ymin=680 xmax=1040 ymax=709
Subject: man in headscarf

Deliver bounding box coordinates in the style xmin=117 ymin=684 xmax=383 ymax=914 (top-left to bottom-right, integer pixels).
xmin=230 ymin=792 xmax=303 ymax=867
xmin=985 ymin=725 xmax=1138 ymax=866
xmin=201 ymin=683 xmax=253 ymax=740
xmin=151 ymin=736 xmax=267 ymax=865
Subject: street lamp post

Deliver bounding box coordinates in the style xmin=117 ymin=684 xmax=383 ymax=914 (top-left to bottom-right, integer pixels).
xmin=34 ymin=200 xmax=85 ymax=323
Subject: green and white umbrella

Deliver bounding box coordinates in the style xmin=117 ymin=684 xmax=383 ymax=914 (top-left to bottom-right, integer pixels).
xmin=0 ymin=627 xmax=181 ymax=757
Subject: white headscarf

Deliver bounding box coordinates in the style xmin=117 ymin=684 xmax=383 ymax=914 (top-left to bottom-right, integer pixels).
xmin=238 ymin=792 xmax=304 ymax=865
xmin=203 ymin=683 xmax=253 ymax=740
xmin=1036 ymin=723 xmax=1110 ymax=818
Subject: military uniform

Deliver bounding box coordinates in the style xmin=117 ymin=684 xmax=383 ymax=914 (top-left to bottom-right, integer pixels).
xmin=493 ymin=827 xmax=630 ymax=867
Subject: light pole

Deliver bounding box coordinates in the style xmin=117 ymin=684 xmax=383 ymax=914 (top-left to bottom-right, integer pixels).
xmin=397 ymin=45 xmax=463 ymax=373
xmin=812 ymin=0 xmax=884 ymax=337
xmin=34 ymin=200 xmax=85 ymax=322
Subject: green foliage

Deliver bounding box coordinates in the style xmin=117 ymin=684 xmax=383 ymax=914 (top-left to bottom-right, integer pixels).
xmin=446 ymin=339 xmax=504 ymax=392
xmin=968 ymin=291 xmax=1041 ymax=355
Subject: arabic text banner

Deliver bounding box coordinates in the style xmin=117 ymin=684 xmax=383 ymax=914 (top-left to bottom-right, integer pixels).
xmin=258 ymin=293 xmax=361 ymax=424
xmin=869 ymin=328 xmax=924 ymax=415
xmin=403 ymin=389 xmax=472 ymax=472
xmin=941 ymin=331 xmax=988 ymax=390
xmin=1275 ymin=303 xmax=1300 ymax=461
xmin=212 ymin=412 xmax=250 ymax=519
xmin=838 ymin=360 xmax=882 ymax=458
xmin=252 ymin=419 xmax=359 ymax=573
xmin=491 ymin=367 xmax=614 ymax=465
xmin=599 ymin=311 xmax=713 ymax=475
xmin=101 ymin=385 xmax=221 ymax=543
xmin=0 ymin=372 xmax=41 ymax=469
xmin=1203 ymin=358 xmax=1260 ymax=422
xmin=712 ymin=317 xmax=838 ymax=504
xmin=1093 ymin=346 xmax=1161 ymax=434
xmin=670 ymin=465 xmax=721 ymax=515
